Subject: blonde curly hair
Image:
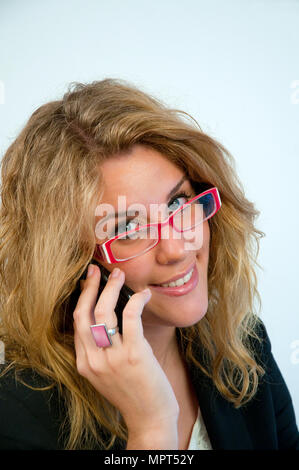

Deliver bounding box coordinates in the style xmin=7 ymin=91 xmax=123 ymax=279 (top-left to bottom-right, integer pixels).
xmin=0 ymin=78 xmax=265 ymax=449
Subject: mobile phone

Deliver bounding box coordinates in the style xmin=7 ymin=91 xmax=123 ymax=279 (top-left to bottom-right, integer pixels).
xmin=69 ymin=259 xmax=135 ymax=335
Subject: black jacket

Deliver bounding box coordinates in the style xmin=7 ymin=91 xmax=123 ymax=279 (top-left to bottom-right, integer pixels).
xmin=0 ymin=321 xmax=298 ymax=450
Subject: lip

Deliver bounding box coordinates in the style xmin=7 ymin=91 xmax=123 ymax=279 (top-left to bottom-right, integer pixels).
xmin=149 ymin=262 xmax=199 ymax=297
xmin=151 ymin=262 xmax=196 ymax=286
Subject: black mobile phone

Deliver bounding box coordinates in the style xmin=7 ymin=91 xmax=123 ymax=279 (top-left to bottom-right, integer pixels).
xmin=73 ymin=259 xmax=134 ymax=335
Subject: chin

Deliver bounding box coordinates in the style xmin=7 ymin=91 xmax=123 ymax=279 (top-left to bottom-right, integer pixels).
xmin=173 ymin=283 xmax=209 ymax=326
xmin=143 ymin=290 xmax=209 ymax=329
xmin=174 ymin=300 xmax=209 ymax=328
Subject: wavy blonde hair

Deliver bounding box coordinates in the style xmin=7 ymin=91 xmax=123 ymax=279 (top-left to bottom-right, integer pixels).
xmin=0 ymin=78 xmax=266 ymax=449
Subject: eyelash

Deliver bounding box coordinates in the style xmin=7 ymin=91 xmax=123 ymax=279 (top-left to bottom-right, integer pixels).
xmin=168 ymin=191 xmax=192 ymax=210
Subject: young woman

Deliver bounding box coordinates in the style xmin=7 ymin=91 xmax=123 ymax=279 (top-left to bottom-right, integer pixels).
xmin=0 ymin=79 xmax=298 ymax=450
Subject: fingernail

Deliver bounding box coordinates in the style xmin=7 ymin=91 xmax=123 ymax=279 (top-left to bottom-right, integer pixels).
xmin=87 ymin=264 xmax=95 ymax=278
xmin=142 ymin=288 xmax=152 ymax=301
xmin=111 ymin=268 xmax=120 ymax=279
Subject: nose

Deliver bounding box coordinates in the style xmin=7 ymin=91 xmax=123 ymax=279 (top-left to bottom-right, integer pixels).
xmin=154 ymin=223 xmax=187 ymax=264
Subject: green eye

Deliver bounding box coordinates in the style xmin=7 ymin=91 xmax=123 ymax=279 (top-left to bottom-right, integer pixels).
xmin=115 ymin=217 xmax=142 ymax=236
xmin=168 ymin=192 xmax=192 ymax=212
xmin=125 ymin=220 xmax=138 ymax=231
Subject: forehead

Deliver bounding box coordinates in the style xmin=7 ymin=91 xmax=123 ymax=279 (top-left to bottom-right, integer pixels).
xmin=99 ymin=145 xmax=186 ymax=206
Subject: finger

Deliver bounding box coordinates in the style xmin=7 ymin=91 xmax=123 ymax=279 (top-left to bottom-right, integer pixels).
xmin=73 ymin=264 xmax=103 ymax=353
xmin=92 ymin=267 xmax=125 ymax=347
xmin=76 ymin=264 xmax=101 ymax=315
xmin=122 ymin=289 xmax=152 ymax=347
xmin=78 ymin=264 xmax=122 ymax=349
xmin=73 ymin=320 xmax=89 ymax=375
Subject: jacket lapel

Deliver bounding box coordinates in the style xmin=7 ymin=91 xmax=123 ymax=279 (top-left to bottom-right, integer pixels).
xmin=178 ymin=331 xmax=254 ymax=450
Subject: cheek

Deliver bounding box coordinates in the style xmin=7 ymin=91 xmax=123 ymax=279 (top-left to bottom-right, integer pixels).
xmin=120 ymin=259 xmax=152 ymax=290
xmin=203 ymin=220 xmax=211 ymax=245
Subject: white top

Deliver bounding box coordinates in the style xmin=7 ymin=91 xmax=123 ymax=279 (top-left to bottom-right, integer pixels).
xmin=187 ymin=407 xmax=213 ymax=450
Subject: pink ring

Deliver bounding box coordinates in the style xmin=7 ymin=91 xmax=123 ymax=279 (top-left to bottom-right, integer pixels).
xmin=90 ymin=323 xmax=119 ymax=348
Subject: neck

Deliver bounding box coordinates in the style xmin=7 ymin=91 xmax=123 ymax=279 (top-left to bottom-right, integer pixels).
xmin=142 ymin=323 xmax=181 ymax=371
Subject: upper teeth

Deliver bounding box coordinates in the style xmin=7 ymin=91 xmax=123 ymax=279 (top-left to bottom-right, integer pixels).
xmin=160 ymin=268 xmax=194 ymax=288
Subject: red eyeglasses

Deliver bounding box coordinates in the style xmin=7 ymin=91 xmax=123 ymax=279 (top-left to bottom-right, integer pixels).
xmin=94 ymin=187 xmax=221 ymax=264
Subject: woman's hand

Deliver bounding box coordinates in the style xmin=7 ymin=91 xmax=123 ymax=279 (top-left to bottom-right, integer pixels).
xmin=73 ymin=264 xmax=179 ymax=449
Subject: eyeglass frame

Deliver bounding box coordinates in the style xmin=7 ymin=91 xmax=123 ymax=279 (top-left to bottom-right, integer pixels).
xmin=94 ymin=187 xmax=221 ymax=264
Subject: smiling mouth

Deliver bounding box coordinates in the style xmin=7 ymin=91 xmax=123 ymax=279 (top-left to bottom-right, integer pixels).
xmin=154 ymin=268 xmax=194 ymax=288
xmin=150 ymin=262 xmax=196 ymax=287
xmin=148 ymin=262 xmax=199 ymax=296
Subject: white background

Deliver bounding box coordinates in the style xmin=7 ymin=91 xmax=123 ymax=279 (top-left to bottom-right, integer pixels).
xmin=0 ymin=0 xmax=298 ymax=424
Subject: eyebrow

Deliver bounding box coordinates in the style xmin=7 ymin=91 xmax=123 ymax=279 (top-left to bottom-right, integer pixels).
xmin=99 ymin=175 xmax=188 ymax=222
